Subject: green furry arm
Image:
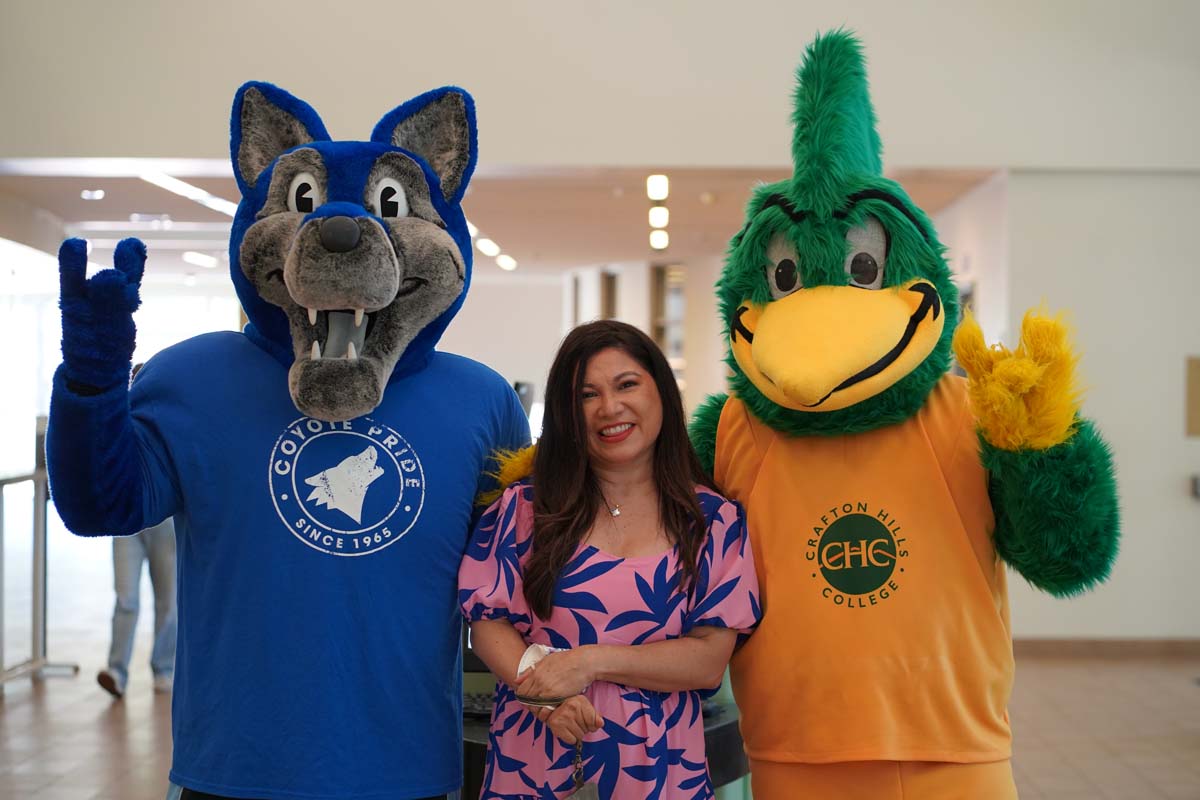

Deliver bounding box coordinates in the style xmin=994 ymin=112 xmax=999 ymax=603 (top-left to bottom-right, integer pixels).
xmin=689 ymin=393 xmax=728 ymax=477
xmin=985 ymin=418 xmax=1120 ymax=596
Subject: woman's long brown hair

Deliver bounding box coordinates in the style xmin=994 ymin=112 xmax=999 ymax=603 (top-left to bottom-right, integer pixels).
xmin=522 ymin=320 xmax=716 ymax=621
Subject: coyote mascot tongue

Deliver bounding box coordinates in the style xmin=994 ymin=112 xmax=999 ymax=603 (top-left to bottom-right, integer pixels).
xmin=689 ymin=32 xmax=1120 ymax=799
xmin=47 ymin=83 xmax=529 ymax=799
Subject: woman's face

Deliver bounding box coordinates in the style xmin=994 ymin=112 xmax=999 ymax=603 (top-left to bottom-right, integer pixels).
xmin=580 ymin=347 xmax=663 ymax=474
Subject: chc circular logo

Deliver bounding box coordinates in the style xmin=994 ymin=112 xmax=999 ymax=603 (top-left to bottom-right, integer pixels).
xmin=818 ymin=513 xmax=898 ymax=593
xmin=268 ymin=417 xmax=425 ymax=556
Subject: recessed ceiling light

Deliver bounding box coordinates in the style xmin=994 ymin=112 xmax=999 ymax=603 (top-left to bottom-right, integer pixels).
xmin=80 ymin=189 xmax=105 ymax=200
xmin=699 ymin=191 xmax=715 ymax=206
xmin=496 ymin=254 xmax=517 ymax=271
xmin=140 ymin=171 xmax=239 ymax=217
xmin=466 ymin=220 xmax=479 ymax=238
xmin=182 ymin=251 xmax=219 ymax=269
xmin=646 ymin=174 xmax=669 ymax=201
xmin=129 ymin=212 xmax=174 ymax=230
xmin=649 ymin=206 xmax=669 ymax=229
xmin=649 ymin=229 xmax=669 ymax=250
xmin=476 ymin=238 xmax=501 ymax=257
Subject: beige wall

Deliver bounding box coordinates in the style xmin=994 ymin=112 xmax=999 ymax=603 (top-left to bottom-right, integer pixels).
xmin=2 ymin=1 xmax=1197 ymax=172
xmin=437 ymin=274 xmax=566 ymax=404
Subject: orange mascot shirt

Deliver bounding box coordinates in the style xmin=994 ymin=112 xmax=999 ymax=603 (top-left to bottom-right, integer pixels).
xmin=717 ymin=375 xmax=1013 ymax=764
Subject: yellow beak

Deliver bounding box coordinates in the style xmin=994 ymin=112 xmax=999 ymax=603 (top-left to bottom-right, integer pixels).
xmin=730 ymin=280 xmax=944 ymax=412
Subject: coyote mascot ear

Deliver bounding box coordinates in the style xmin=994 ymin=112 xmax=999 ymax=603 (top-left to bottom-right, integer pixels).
xmin=232 ymin=82 xmax=331 ymax=195
xmin=372 ymin=87 xmax=477 ymax=204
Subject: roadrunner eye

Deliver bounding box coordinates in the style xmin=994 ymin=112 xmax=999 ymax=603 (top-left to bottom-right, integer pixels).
xmin=775 ymin=259 xmax=799 ymax=293
xmin=287 ymin=172 xmax=322 ymax=214
xmin=844 ymin=217 xmax=887 ymax=289
xmin=850 ymin=253 xmax=879 ymax=286
xmin=764 ymin=234 xmax=803 ymax=299
xmin=370 ymin=178 xmax=410 ymax=219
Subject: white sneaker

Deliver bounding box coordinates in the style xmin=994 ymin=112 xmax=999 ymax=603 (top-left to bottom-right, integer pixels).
xmin=153 ymin=675 xmax=174 ymax=694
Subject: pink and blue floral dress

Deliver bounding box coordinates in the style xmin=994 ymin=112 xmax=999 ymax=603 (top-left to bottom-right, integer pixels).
xmin=458 ymin=481 xmax=760 ymax=800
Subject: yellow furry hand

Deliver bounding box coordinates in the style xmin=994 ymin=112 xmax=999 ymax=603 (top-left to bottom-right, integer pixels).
xmin=952 ymin=309 xmax=1081 ymax=451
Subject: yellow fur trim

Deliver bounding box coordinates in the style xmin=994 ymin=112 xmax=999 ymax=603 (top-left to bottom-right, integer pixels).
xmin=952 ymin=308 xmax=1081 ymax=450
xmin=475 ymin=444 xmax=537 ymax=507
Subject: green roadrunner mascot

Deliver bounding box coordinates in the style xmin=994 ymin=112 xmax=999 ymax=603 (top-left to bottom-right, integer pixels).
xmin=689 ymin=30 xmax=1120 ymax=800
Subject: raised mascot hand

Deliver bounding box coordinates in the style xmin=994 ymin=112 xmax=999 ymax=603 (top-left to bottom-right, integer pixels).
xmin=952 ymin=309 xmax=1081 ymax=451
xmin=58 ymin=237 xmax=146 ymax=392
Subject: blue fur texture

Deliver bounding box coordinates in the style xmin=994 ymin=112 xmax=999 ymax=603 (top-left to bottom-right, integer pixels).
xmin=57 ymin=238 xmax=145 ymax=389
xmin=46 ymin=368 xmax=146 ymax=535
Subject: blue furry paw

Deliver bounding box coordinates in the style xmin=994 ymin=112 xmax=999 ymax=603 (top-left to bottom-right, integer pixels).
xmin=58 ymin=238 xmax=146 ymax=390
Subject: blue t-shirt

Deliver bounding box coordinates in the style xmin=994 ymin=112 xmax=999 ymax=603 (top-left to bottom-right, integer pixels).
xmin=125 ymin=332 xmax=529 ymax=799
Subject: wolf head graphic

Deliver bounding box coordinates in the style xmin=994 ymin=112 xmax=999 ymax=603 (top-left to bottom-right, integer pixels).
xmin=304 ymin=446 xmax=385 ymax=524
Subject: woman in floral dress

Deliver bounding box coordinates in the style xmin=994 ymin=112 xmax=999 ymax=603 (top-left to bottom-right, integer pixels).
xmin=459 ymin=320 xmax=760 ymax=799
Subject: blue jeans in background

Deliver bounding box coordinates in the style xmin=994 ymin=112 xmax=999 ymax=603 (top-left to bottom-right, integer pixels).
xmin=107 ymin=517 xmax=177 ymax=691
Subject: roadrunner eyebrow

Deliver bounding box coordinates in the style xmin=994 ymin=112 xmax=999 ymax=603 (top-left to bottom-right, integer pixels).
xmin=731 ymin=188 xmax=930 ymax=248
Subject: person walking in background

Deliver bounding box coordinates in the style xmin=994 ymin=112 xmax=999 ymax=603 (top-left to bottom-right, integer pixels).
xmin=96 ymin=364 xmax=177 ymax=699
xmin=97 ymin=515 xmax=177 ymax=698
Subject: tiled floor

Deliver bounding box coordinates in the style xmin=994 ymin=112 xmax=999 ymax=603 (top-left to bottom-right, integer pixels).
xmin=0 ymin=677 xmax=172 ymax=800
xmin=3 ymin=650 xmax=1198 ymax=799
xmin=1009 ymin=656 xmax=1200 ymax=799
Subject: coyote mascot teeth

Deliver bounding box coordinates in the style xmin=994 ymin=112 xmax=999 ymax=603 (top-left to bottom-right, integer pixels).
xmin=47 ymin=82 xmax=530 ymax=799
xmin=689 ymin=31 xmax=1120 ymax=800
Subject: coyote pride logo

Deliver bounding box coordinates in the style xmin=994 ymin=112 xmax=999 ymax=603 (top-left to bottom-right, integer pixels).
xmin=269 ymin=417 xmax=425 ymax=557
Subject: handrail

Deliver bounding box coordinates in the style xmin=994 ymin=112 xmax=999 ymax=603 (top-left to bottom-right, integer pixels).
xmin=0 ymin=416 xmax=80 ymax=690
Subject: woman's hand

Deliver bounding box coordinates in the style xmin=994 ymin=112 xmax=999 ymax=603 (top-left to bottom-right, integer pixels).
xmin=532 ymin=696 xmax=603 ymax=745
xmin=514 ymin=647 xmax=595 ymax=699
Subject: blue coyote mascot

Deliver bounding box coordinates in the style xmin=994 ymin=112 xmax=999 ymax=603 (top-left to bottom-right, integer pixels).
xmin=47 ymin=83 xmax=530 ymax=799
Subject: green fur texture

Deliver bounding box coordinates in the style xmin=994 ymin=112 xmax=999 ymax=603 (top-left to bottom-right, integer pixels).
xmin=689 ymin=392 xmax=728 ymax=477
xmin=984 ymin=419 xmax=1120 ymax=596
xmin=790 ymin=29 xmax=882 ymax=217
xmin=719 ymin=30 xmax=958 ymax=437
